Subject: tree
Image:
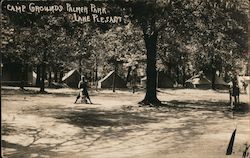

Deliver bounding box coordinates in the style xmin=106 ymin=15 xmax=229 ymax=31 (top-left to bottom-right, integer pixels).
xmin=2 ymin=0 xmax=248 ymax=101
xmin=191 ymin=0 xmax=248 ymax=88
xmin=87 ymin=24 xmax=145 ymax=92
xmin=114 ymin=0 xmax=195 ymax=105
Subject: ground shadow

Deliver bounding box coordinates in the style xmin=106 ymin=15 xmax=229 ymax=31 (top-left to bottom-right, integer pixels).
xmin=4 ymin=101 xmax=247 ymax=157
xmin=159 ymin=100 xmax=249 ymax=116
xmin=2 ymin=139 xmax=62 ymax=158
xmin=54 ymin=108 xmax=158 ymax=127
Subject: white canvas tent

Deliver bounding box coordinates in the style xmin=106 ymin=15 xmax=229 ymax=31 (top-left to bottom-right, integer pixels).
xmin=141 ymin=72 xmax=174 ymax=88
xmin=186 ymin=72 xmax=229 ymax=89
xmin=98 ymin=71 xmax=127 ymax=88
xmin=29 ymin=71 xmax=37 ymax=86
xmin=62 ymin=69 xmax=81 ymax=88
xmin=185 ymin=74 xmax=211 ymax=89
xmin=212 ymin=74 xmax=229 ymax=89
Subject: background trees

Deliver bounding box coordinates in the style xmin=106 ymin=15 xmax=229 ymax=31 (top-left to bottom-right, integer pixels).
xmin=2 ymin=0 xmax=248 ymax=103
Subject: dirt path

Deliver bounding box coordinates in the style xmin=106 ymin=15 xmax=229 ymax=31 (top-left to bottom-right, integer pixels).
xmin=2 ymin=87 xmax=250 ymax=158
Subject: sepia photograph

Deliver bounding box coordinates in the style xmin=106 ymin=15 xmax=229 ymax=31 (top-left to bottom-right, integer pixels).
xmin=1 ymin=0 xmax=249 ymax=158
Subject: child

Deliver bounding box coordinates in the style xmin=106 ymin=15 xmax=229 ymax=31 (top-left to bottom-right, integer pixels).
xmin=74 ymin=76 xmax=92 ymax=104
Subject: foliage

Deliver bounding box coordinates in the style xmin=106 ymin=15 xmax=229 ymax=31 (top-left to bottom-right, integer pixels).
xmin=2 ymin=0 xmax=248 ymax=96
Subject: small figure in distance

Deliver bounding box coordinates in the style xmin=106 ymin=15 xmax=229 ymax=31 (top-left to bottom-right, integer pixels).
xmin=231 ymin=81 xmax=240 ymax=107
xmin=74 ymin=76 xmax=93 ymax=104
xmin=242 ymin=80 xmax=248 ymax=94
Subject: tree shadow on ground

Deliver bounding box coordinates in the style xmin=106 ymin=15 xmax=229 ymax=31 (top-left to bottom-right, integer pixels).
xmin=159 ymin=100 xmax=249 ymax=116
xmin=2 ymin=126 xmax=62 ymax=158
xmin=4 ymin=102 xmax=248 ymax=157
xmin=2 ymin=87 xmax=100 ymax=98
xmin=1 ymin=88 xmax=72 ymax=96
xmin=2 ymin=107 xmax=160 ymax=157
xmin=2 ymin=123 xmax=16 ymax=136
xmin=54 ymin=108 xmax=158 ymax=127
xmin=2 ymin=140 xmax=60 ymax=158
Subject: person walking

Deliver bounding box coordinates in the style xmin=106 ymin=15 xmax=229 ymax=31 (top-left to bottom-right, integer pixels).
xmin=74 ymin=76 xmax=92 ymax=104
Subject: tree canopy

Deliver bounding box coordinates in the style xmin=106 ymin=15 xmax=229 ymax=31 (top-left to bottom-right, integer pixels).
xmin=1 ymin=0 xmax=248 ymax=103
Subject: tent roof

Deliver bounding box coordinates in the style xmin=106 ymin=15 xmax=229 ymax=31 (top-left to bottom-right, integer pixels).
xmin=141 ymin=76 xmax=147 ymax=81
xmin=186 ymin=75 xmax=211 ymax=85
xmin=33 ymin=71 xmax=37 ymax=78
xmin=62 ymin=69 xmax=79 ymax=81
xmin=98 ymin=70 xmax=115 ymax=83
xmin=214 ymin=75 xmax=228 ymax=85
xmin=192 ymin=77 xmax=211 ymax=84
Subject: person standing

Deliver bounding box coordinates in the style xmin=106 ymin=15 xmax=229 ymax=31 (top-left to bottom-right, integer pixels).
xmin=242 ymin=80 xmax=248 ymax=94
xmin=74 ymin=76 xmax=92 ymax=104
xmin=231 ymin=81 xmax=240 ymax=107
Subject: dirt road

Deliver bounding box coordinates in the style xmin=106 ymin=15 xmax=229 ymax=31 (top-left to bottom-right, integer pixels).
xmin=2 ymin=87 xmax=250 ymax=158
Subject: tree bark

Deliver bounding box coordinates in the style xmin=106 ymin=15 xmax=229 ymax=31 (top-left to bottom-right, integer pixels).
xmin=210 ymin=57 xmax=216 ymax=90
xmin=20 ymin=64 xmax=26 ymax=90
xmin=182 ymin=65 xmax=186 ymax=87
xmin=140 ymin=33 xmax=161 ymax=105
xmin=95 ymin=57 xmax=98 ymax=91
xmin=176 ymin=65 xmax=180 ymax=85
xmin=49 ymin=71 xmax=52 ymax=86
xmin=40 ymin=49 xmax=47 ymax=92
xmin=126 ymin=66 xmax=132 ymax=83
xmin=54 ymin=69 xmax=58 ymax=82
xmin=40 ymin=62 xmax=46 ymax=92
xmin=211 ymin=68 xmax=216 ymax=90
xmin=59 ymin=70 xmax=63 ymax=83
xmin=36 ymin=65 xmax=41 ymax=87
xmin=112 ymin=63 xmax=117 ymax=93
xmin=79 ymin=58 xmax=82 ymax=74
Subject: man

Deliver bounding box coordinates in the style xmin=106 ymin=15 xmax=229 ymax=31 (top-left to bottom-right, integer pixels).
xmin=230 ymin=81 xmax=240 ymax=107
xmin=74 ymin=76 xmax=92 ymax=104
xmin=242 ymin=80 xmax=248 ymax=94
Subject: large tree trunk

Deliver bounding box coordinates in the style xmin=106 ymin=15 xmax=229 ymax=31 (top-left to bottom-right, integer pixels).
xmin=40 ymin=62 xmax=46 ymax=92
xmin=20 ymin=64 xmax=26 ymax=90
xmin=48 ymin=67 xmax=52 ymax=87
xmin=176 ymin=65 xmax=180 ymax=85
xmin=79 ymin=58 xmax=82 ymax=74
xmin=210 ymin=58 xmax=216 ymax=90
xmin=40 ymin=50 xmax=47 ymax=92
xmin=182 ymin=65 xmax=186 ymax=87
xmin=95 ymin=57 xmax=98 ymax=91
xmin=126 ymin=66 xmax=132 ymax=83
xmin=140 ymin=33 xmax=161 ymax=105
xmin=54 ymin=69 xmax=58 ymax=82
xmin=211 ymin=68 xmax=216 ymax=90
xmin=59 ymin=70 xmax=63 ymax=83
xmin=112 ymin=63 xmax=117 ymax=93
xmin=36 ymin=65 xmax=41 ymax=87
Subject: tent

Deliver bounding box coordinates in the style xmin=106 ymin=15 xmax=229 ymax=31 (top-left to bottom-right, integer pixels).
xmin=28 ymin=71 xmax=37 ymax=86
xmin=185 ymin=74 xmax=211 ymax=89
xmin=157 ymin=72 xmax=174 ymax=88
xmin=141 ymin=76 xmax=147 ymax=88
xmin=212 ymin=75 xmax=229 ymax=89
xmin=2 ymin=63 xmax=34 ymax=86
xmin=62 ymin=69 xmax=81 ymax=88
xmin=205 ymin=74 xmax=229 ymax=89
xmin=140 ymin=72 xmax=174 ymax=88
xmin=98 ymin=71 xmax=127 ymax=88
